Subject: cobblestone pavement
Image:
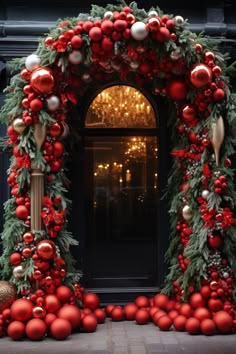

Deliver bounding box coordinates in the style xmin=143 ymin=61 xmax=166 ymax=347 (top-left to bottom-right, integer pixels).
xmin=1 ymin=320 xmax=236 ymax=354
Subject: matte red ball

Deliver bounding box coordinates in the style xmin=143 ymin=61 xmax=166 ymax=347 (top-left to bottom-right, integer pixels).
xmin=152 ymin=310 xmax=167 ymax=325
xmin=45 ymin=313 xmax=57 ymax=327
xmin=30 ymin=98 xmax=43 ymax=112
xmin=55 ymin=286 xmax=72 ymax=303
xmin=53 ymin=142 xmax=64 ymax=157
xmin=157 ymin=315 xmax=172 ymax=331
xmin=10 ymin=252 xmax=22 ymax=266
xmin=153 ymin=294 xmax=169 ymax=310
xmin=179 ymin=303 xmax=192 ymax=318
xmin=11 ymin=298 xmax=33 ymax=322
xmin=208 ymin=235 xmax=222 ymax=249
xmin=190 ymin=293 xmax=205 ymax=309
xmin=194 ymin=307 xmax=211 ymax=322
xmin=135 ymin=296 xmax=149 ymax=308
xmin=71 ymin=35 xmax=83 ymax=49
xmin=83 ymin=292 xmax=100 ymax=310
xmin=173 ymin=315 xmax=187 ymax=331
xmin=124 ymin=303 xmax=138 ymax=320
xmin=45 ymin=295 xmax=61 ymax=313
xmin=149 ymin=306 xmax=159 ymax=318
xmin=208 ymin=298 xmax=223 ymax=312
xmin=101 ymin=20 xmax=114 ymax=34
xmin=25 ymin=318 xmax=47 ymax=340
xmin=57 ymin=304 xmax=81 ymax=329
xmin=105 ymin=304 xmax=115 ymax=317
xmin=200 ymin=318 xmax=216 ymax=335
xmin=94 ymin=308 xmax=106 ymax=323
xmin=185 ymin=317 xmax=200 ymax=335
xmin=166 ymin=300 xmax=176 ymax=312
xmin=50 ymin=318 xmax=72 ymax=340
xmin=15 ymin=205 xmax=29 ymax=220
xmin=200 ymin=285 xmax=211 ymax=299
xmin=166 ymin=80 xmax=187 ymax=101
xmin=213 ymin=310 xmax=233 ymax=333
xmin=168 ymin=310 xmax=179 ymax=320
xmin=135 ymin=309 xmax=149 ymax=325
xmin=213 ymin=88 xmax=225 ymax=101
xmin=89 ymin=27 xmax=102 ymax=41
xmin=7 ymin=321 xmax=25 ymax=340
xmin=82 ymin=314 xmax=98 ymax=332
xmin=111 ymin=307 xmax=124 ymax=321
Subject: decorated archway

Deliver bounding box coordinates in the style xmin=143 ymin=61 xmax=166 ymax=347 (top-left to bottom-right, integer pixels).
xmin=0 ymin=0 xmax=236 ymax=340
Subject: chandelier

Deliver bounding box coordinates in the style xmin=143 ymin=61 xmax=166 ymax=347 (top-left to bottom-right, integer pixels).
xmin=85 ymin=85 xmax=156 ymax=128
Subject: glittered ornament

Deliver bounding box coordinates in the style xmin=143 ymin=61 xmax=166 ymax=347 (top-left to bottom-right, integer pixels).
xmin=25 ymin=54 xmax=41 ymax=71
xmin=68 ymin=50 xmax=83 ymax=64
xmin=12 ymin=118 xmax=26 ymax=134
xmin=50 ymin=318 xmax=72 ymax=340
xmin=13 ymin=265 xmax=25 ymax=279
xmin=0 ymin=281 xmax=17 ymax=312
xmin=182 ymin=205 xmax=193 ymax=221
xmin=25 ymin=318 xmax=47 ymax=340
xmin=130 ymin=22 xmax=148 ymax=40
xmin=36 ymin=240 xmax=55 ymax=260
xmin=30 ymin=67 xmax=54 ymax=94
xmin=11 ymin=298 xmax=33 ymax=322
xmin=189 ymin=63 xmax=212 ymax=89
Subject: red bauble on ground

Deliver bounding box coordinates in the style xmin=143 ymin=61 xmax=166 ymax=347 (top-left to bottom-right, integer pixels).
xmin=152 ymin=310 xmax=167 ymax=326
xmin=50 ymin=318 xmax=72 ymax=340
xmin=11 ymin=298 xmax=33 ymax=322
xmin=189 ymin=292 xmax=205 ymax=309
xmin=44 ymin=295 xmax=61 ymax=313
xmin=157 ymin=315 xmax=172 ymax=331
xmin=153 ymin=294 xmax=169 ymax=310
xmin=94 ymin=308 xmax=106 ymax=324
xmin=213 ymin=311 xmax=233 ymax=334
xmin=135 ymin=296 xmax=149 ymax=308
xmin=56 ymin=286 xmax=72 ymax=303
xmin=83 ymin=292 xmax=100 ymax=310
xmin=173 ymin=315 xmax=187 ymax=331
xmin=185 ymin=317 xmax=200 ymax=335
xmin=82 ymin=314 xmax=98 ymax=332
xmin=45 ymin=313 xmax=57 ymax=327
xmin=179 ymin=303 xmax=192 ymax=318
xmin=208 ymin=298 xmax=223 ymax=312
xmin=105 ymin=304 xmax=115 ymax=317
xmin=135 ymin=309 xmax=149 ymax=325
xmin=124 ymin=303 xmax=138 ymax=320
xmin=166 ymin=300 xmax=176 ymax=312
xmin=168 ymin=310 xmax=179 ymax=321
xmin=25 ymin=318 xmax=47 ymax=340
xmin=194 ymin=307 xmax=211 ymax=322
xmin=57 ymin=304 xmax=81 ymax=329
xmin=200 ymin=318 xmax=216 ymax=336
xmin=15 ymin=205 xmax=29 ymax=220
xmin=166 ymin=80 xmax=187 ymax=101
xmin=149 ymin=307 xmax=159 ymax=318
xmin=7 ymin=321 xmax=25 ymax=340
xmin=111 ymin=307 xmax=124 ymax=321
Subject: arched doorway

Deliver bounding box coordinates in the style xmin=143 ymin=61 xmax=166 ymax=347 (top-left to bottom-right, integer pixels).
xmin=70 ymin=85 xmax=170 ymax=300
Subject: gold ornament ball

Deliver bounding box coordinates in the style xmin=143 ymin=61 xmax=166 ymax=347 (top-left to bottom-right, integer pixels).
xmin=12 ymin=118 xmax=26 ymax=134
xmin=0 ymin=281 xmax=17 ymax=312
xmin=182 ymin=205 xmax=193 ymax=221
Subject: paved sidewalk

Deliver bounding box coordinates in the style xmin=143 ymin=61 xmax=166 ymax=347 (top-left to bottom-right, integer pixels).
xmin=1 ymin=319 xmax=236 ymax=354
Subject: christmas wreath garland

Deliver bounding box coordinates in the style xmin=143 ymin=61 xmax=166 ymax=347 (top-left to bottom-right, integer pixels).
xmin=0 ymin=0 xmax=236 ymax=340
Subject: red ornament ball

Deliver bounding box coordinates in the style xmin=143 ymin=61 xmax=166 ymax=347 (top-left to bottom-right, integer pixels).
xmin=124 ymin=303 xmax=138 ymax=320
xmin=50 ymin=318 xmax=72 ymax=340
xmin=208 ymin=298 xmax=223 ymax=312
xmin=10 ymin=252 xmax=22 ymax=266
xmin=149 ymin=306 xmax=159 ymax=318
xmin=11 ymin=298 xmax=33 ymax=322
xmin=168 ymin=310 xmax=179 ymax=321
xmin=30 ymin=98 xmax=43 ymax=112
xmin=53 ymin=141 xmax=64 ymax=157
xmin=83 ymin=292 xmax=100 ymax=310
xmin=152 ymin=310 xmax=167 ymax=325
xmin=153 ymin=293 xmax=169 ymax=310
xmin=89 ymin=27 xmax=102 ymax=41
xmin=111 ymin=307 xmax=124 ymax=321
xmin=56 ymin=286 xmax=72 ymax=303
xmin=105 ymin=304 xmax=115 ymax=317
xmin=200 ymin=318 xmax=216 ymax=336
xmin=45 ymin=313 xmax=57 ymax=327
xmin=49 ymin=122 xmax=63 ymax=138
xmin=30 ymin=67 xmax=54 ymax=94
xmin=189 ymin=292 xmax=205 ymax=309
xmin=82 ymin=314 xmax=98 ymax=332
xmin=36 ymin=240 xmax=55 ymax=260
xmin=213 ymin=310 xmax=233 ymax=334
xmin=166 ymin=80 xmax=187 ymax=101
xmin=71 ymin=35 xmax=83 ymax=49
xmin=94 ymin=308 xmax=106 ymax=324
xmin=189 ymin=63 xmax=212 ymax=89
xmin=135 ymin=309 xmax=149 ymax=325
xmin=25 ymin=318 xmax=47 ymax=340
xmin=213 ymin=88 xmax=225 ymax=101
xmin=200 ymin=285 xmax=211 ymax=299
xmin=44 ymin=295 xmax=61 ymax=313
xmin=208 ymin=234 xmax=222 ymax=249
xmin=179 ymin=303 xmax=192 ymax=318
xmin=173 ymin=315 xmax=187 ymax=331
xmin=157 ymin=315 xmax=172 ymax=331
xmin=101 ymin=20 xmax=114 ymax=35
xmin=135 ymin=296 xmax=149 ymax=308
xmin=57 ymin=304 xmax=81 ymax=329
xmin=194 ymin=307 xmax=211 ymax=322
xmin=15 ymin=205 xmax=29 ymax=220
xmin=7 ymin=321 xmax=25 ymax=340
xmin=185 ymin=317 xmax=200 ymax=335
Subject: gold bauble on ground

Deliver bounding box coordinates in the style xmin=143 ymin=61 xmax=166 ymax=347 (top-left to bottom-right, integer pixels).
xmin=0 ymin=281 xmax=17 ymax=312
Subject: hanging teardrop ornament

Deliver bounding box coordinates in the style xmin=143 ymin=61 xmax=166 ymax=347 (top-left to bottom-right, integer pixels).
xmin=33 ymin=123 xmax=47 ymax=150
xmin=210 ymin=116 xmax=225 ymax=166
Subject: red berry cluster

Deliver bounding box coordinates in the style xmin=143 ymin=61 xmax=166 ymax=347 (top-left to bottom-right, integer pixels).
xmin=213 ymin=175 xmax=227 ymax=194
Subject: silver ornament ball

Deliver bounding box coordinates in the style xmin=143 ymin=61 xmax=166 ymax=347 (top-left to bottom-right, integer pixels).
xmin=201 ymin=190 xmax=210 ymax=200
xmin=104 ymin=11 xmax=114 ymax=20
xmin=13 ymin=265 xmax=24 ymax=279
xmin=148 ymin=10 xmax=158 ymax=17
xmin=175 ymin=15 xmax=184 ymax=25
xmin=68 ymin=50 xmax=83 ymax=65
xmin=130 ymin=22 xmax=148 ymax=41
xmin=47 ymin=95 xmax=60 ymax=111
xmin=25 ymin=54 xmax=41 ymax=71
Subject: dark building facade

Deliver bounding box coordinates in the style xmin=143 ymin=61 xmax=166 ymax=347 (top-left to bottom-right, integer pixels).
xmin=1 ymin=0 xmax=236 ymax=302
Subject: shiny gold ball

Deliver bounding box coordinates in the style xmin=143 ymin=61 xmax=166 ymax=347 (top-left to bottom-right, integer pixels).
xmin=182 ymin=205 xmax=193 ymax=221
xmin=0 ymin=281 xmax=17 ymax=312
xmin=12 ymin=118 xmax=26 ymax=134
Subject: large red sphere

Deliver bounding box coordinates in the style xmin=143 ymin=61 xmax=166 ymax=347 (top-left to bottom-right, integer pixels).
xmin=213 ymin=311 xmax=233 ymax=334
xmin=168 ymin=310 xmax=179 ymax=320
xmin=124 ymin=303 xmax=138 ymax=320
xmin=200 ymin=318 xmax=216 ymax=336
xmin=36 ymin=240 xmax=55 ymax=260
xmin=83 ymin=292 xmax=100 ymax=310
xmin=7 ymin=321 xmax=25 ymax=340
xmin=56 ymin=286 xmax=72 ymax=303
xmin=189 ymin=63 xmax=212 ymax=89
xmin=135 ymin=296 xmax=149 ymax=308
xmin=179 ymin=303 xmax=192 ymax=318
xmin=25 ymin=318 xmax=47 ymax=340
xmin=185 ymin=317 xmax=200 ymax=335
xmin=30 ymin=67 xmax=54 ymax=94
xmin=82 ymin=314 xmax=98 ymax=332
xmin=200 ymin=285 xmax=211 ymax=299
xmin=11 ymin=298 xmax=33 ymax=322
xmin=152 ymin=310 xmax=167 ymax=325
xmin=50 ymin=318 xmax=72 ymax=340
xmin=157 ymin=315 xmax=172 ymax=331
xmin=208 ymin=298 xmax=223 ymax=312
xmin=10 ymin=253 xmax=22 ymax=266
xmin=166 ymin=80 xmax=187 ymax=101
xmin=45 ymin=313 xmax=57 ymax=327
xmin=173 ymin=315 xmax=187 ymax=331
xmin=105 ymin=304 xmax=115 ymax=317
xmin=94 ymin=308 xmax=106 ymax=323
xmin=45 ymin=295 xmax=61 ymax=313
xmin=135 ymin=309 xmax=149 ymax=325
xmin=194 ymin=307 xmax=211 ymax=322
xmin=111 ymin=307 xmax=124 ymax=321
xmin=190 ymin=293 xmax=205 ymax=309
xmin=15 ymin=205 xmax=29 ymax=220
xmin=57 ymin=304 xmax=81 ymax=329
xmin=153 ymin=294 xmax=169 ymax=310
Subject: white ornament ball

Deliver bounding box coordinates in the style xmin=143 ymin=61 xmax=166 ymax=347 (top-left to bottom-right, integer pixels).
xmin=130 ymin=61 xmax=139 ymax=71
xmin=201 ymin=190 xmax=210 ymax=200
xmin=175 ymin=16 xmax=184 ymax=25
xmin=13 ymin=265 xmax=24 ymax=279
xmin=25 ymin=54 xmax=41 ymax=71
xmin=47 ymin=95 xmax=60 ymax=111
xmin=223 ymin=272 xmax=229 ymax=279
xmin=148 ymin=10 xmax=158 ymax=17
xmin=104 ymin=11 xmax=114 ymax=20
xmin=131 ymin=22 xmax=148 ymax=41
xmin=170 ymin=49 xmax=181 ymax=60
xmin=68 ymin=50 xmax=83 ymax=65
